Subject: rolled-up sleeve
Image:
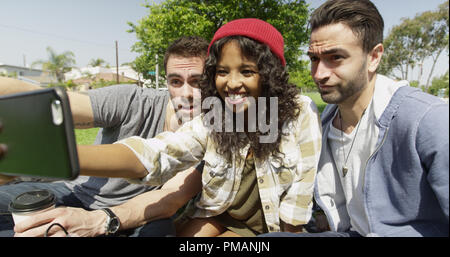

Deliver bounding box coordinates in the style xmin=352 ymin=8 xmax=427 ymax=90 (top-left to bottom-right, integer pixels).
xmin=115 ymin=116 xmax=208 ymax=186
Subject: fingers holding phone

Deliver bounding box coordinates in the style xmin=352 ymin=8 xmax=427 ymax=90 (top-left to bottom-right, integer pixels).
xmin=0 ymin=144 xmax=7 ymax=160
xmin=0 ymin=173 xmax=15 ymax=185
xmin=0 ymin=122 xmax=15 ymax=184
xmin=0 ymin=141 xmax=15 ymax=184
xmin=0 ymin=121 xmax=6 ymax=158
xmin=0 ymin=87 xmax=79 ymax=180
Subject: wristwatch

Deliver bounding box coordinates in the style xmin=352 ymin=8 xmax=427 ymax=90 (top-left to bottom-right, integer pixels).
xmin=101 ymin=208 xmax=120 ymax=235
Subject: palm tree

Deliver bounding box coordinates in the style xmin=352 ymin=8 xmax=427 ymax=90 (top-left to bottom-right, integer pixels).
xmin=88 ymin=58 xmax=107 ymax=67
xmin=32 ymin=47 xmax=76 ymax=83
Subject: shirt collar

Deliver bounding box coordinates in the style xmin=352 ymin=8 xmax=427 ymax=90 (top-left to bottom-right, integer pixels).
xmin=372 ymin=74 xmax=409 ymax=121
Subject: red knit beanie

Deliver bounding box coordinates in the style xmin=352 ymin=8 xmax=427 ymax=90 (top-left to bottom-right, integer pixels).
xmin=208 ymin=18 xmax=286 ymax=66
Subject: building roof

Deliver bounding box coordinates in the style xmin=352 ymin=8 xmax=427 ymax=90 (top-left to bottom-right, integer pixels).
xmin=71 ymin=72 xmax=137 ymax=85
xmin=0 ymin=64 xmax=42 ymax=72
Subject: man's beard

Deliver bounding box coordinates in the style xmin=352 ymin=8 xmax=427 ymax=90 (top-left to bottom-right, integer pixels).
xmin=319 ymin=62 xmax=368 ymax=104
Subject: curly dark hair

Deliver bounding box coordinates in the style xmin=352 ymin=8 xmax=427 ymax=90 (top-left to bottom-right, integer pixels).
xmin=200 ymin=36 xmax=301 ymax=161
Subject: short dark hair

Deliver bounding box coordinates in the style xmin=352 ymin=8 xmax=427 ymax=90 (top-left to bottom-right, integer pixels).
xmin=163 ymin=36 xmax=209 ymax=73
xmin=309 ymin=0 xmax=384 ymax=53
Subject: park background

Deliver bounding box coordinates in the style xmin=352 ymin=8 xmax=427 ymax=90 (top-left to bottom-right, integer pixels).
xmin=0 ymin=0 xmax=448 ymax=144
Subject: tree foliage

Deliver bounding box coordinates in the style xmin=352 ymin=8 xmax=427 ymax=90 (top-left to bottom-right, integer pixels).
xmin=428 ymin=70 xmax=449 ymax=97
xmin=379 ymin=17 xmax=423 ymax=80
xmin=32 ymin=47 xmax=76 ymax=83
xmin=128 ymin=0 xmax=310 ymax=82
xmin=88 ymin=58 xmax=108 ymax=67
xmin=379 ymin=1 xmax=449 ymax=88
xmin=289 ymin=60 xmax=315 ymax=91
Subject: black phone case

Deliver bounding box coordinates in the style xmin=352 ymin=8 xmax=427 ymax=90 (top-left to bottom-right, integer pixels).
xmin=0 ymin=87 xmax=79 ymax=180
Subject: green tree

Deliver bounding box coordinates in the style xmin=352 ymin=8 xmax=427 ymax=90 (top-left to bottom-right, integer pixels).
xmin=289 ymin=60 xmax=315 ymax=91
xmin=128 ymin=0 xmax=310 ymax=79
xmin=379 ymin=1 xmax=449 ymax=89
xmin=427 ymin=70 xmax=449 ymax=96
xmin=423 ymin=1 xmax=449 ymax=89
xmin=32 ymin=47 xmax=76 ymax=83
xmin=88 ymin=58 xmax=108 ymax=67
xmin=379 ymin=17 xmax=423 ymax=80
xmin=0 ymin=71 xmax=17 ymax=78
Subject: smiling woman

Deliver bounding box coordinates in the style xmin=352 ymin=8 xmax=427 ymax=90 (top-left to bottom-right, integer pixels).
xmin=215 ymin=40 xmax=262 ymax=114
xmin=202 ymin=32 xmax=301 ymax=160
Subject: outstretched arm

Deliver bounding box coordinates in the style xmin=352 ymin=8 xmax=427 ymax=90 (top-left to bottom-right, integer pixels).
xmin=77 ymin=144 xmax=148 ymax=179
xmin=1 ymin=144 xmax=145 ymax=185
xmin=77 ymin=116 xmax=207 ymax=181
xmin=0 ymin=77 xmax=95 ymax=129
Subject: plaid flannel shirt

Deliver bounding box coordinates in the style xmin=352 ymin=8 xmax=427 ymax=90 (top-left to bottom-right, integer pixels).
xmin=116 ymin=95 xmax=322 ymax=232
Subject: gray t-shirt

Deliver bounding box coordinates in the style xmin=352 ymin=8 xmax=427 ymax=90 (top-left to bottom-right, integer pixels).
xmin=64 ymin=84 xmax=169 ymax=209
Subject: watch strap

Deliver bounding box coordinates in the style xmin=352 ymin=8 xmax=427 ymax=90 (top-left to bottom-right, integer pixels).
xmin=101 ymin=208 xmax=120 ymax=235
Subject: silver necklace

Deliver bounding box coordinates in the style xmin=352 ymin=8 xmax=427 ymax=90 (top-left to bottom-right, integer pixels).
xmin=338 ymin=109 xmax=366 ymax=177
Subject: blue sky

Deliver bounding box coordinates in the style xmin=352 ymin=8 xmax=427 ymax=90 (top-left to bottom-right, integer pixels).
xmin=0 ymin=0 xmax=448 ymax=83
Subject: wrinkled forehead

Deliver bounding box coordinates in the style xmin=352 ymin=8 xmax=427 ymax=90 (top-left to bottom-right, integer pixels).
xmin=308 ymin=23 xmax=361 ymax=55
xmin=308 ymin=39 xmax=341 ymax=55
xmin=166 ymin=56 xmax=204 ymax=77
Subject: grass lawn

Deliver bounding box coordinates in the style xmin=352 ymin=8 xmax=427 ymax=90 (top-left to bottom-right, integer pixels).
xmin=75 ymin=128 xmax=99 ymax=145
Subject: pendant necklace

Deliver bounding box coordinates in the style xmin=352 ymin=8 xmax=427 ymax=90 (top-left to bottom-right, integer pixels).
xmin=338 ymin=108 xmax=366 ymax=177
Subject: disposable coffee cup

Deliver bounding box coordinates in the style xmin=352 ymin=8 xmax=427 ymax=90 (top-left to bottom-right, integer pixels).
xmin=8 ymin=189 xmax=56 ymax=224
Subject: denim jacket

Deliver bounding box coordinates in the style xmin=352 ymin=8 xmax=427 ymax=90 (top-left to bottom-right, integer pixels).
xmin=314 ymin=75 xmax=449 ymax=237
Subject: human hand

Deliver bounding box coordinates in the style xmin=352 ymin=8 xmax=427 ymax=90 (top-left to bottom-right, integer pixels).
xmin=281 ymin=221 xmax=304 ymax=233
xmin=314 ymin=212 xmax=330 ymax=232
xmin=0 ymin=132 xmax=15 ymax=184
xmin=0 ymin=121 xmax=5 ymax=161
xmin=14 ymin=207 xmax=107 ymax=237
xmin=0 ymin=173 xmax=15 ymax=185
xmin=0 ymin=121 xmax=4 ymax=158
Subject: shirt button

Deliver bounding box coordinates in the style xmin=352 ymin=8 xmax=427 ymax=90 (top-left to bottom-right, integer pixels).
xmin=209 ymin=171 xmax=214 ymax=177
xmin=265 ymin=205 xmax=270 ymax=210
xmin=258 ymin=178 xmax=264 ymax=184
xmin=268 ymin=226 xmax=274 ymax=231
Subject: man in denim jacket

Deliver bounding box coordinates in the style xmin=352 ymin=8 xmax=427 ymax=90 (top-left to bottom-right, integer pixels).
xmin=264 ymin=0 xmax=448 ymax=237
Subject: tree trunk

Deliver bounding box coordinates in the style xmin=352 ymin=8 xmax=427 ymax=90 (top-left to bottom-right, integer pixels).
xmin=56 ymin=72 xmax=64 ymax=83
xmin=399 ymin=65 xmax=406 ymax=80
xmin=404 ymin=63 xmax=409 ymax=80
xmin=409 ymin=64 xmax=415 ymax=81
xmin=425 ymin=48 xmax=444 ymax=89
xmin=417 ymin=60 xmax=424 ymax=84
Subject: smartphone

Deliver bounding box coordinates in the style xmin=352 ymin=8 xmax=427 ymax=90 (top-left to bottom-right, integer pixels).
xmin=0 ymin=87 xmax=79 ymax=180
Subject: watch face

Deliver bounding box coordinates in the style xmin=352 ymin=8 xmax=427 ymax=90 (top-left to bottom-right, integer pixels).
xmin=109 ymin=217 xmax=120 ymax=233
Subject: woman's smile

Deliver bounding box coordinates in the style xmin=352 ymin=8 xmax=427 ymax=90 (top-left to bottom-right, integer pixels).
xmin=215 ymin=40 xmax=262 ymax=113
